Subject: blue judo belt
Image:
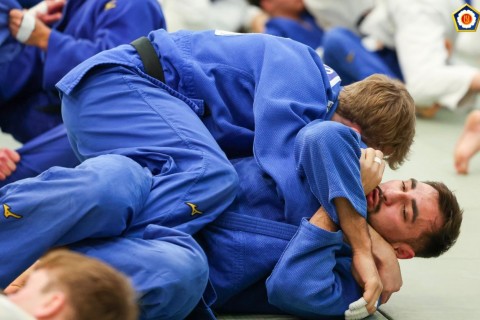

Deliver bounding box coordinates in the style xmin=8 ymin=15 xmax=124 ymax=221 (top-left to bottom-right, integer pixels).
xmin=213 ymin=212 xmax=298 ymax=241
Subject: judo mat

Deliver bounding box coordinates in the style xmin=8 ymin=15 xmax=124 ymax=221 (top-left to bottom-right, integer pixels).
xmin=218 ymin=313 xmax=389 ymax=319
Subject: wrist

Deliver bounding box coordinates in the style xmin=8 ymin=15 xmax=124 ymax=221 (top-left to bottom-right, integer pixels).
xmin=37 ymin=28 xmax=51 ymax=50
xmin=335 ymin=197 xmax=373 ymax=253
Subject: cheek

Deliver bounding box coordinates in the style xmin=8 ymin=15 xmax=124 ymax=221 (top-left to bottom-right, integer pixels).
xmin=8 ymin=290 xmax=35 ymax=311
xmin=375 ymin=208 xmax=401 ymax=231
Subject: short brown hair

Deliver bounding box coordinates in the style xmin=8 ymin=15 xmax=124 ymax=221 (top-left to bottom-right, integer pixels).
xmin=336 ymin=74 xmax=416 ymax=169
xmin=36 ymin=250 xmax=138 ymax=320
xmin=411 ymin=181 xmax=463 ymax=258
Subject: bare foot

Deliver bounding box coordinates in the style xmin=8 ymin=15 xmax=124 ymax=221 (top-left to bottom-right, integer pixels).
xmin=454 ymin=110 xmax=480 ymax=174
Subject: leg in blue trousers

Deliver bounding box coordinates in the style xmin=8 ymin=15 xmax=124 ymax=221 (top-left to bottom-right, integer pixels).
xmin=61 ymin=65 xmax=238 ymax=236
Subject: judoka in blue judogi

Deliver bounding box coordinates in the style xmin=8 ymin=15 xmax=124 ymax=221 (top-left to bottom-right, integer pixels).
xmin=53 ymin=29 xmax=418 ymax=319
xmin=0 ymin=30 xmax=418 ymax=318
xmin=0 ymin=0 xmax=166 ymax=143
xmin=265 ymin=11 xmax=324 ymax=49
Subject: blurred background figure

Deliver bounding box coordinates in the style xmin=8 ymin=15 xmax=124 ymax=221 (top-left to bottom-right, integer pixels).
xmin=0 ymin=0 xmax=166 ymax=143
xmin=305 ymin=0 xmax=480 ymax=174
xmin=0 ymin=0 xmax=166 ymax=184
xmin=249 ymin=0 xmax=324 ymax=49
xmin=160 ymin=0 xmax=263 ymax=32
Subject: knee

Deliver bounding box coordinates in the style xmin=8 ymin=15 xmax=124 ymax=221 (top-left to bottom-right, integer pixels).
xmin=80 ymin=155 xmax=152 ymax=212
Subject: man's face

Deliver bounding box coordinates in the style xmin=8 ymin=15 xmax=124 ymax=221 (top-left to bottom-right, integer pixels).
xmin=366 ymin=179 xmax=444 ymax=245
xmin=8 ymin=269 xmax=52 ymax=315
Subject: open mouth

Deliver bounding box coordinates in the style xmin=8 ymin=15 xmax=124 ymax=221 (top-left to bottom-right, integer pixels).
xmin=367 ymin=187 xmax=383 ymax=212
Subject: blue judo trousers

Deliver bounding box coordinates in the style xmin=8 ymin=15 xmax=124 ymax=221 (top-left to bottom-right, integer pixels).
xmin=0 ymin=155 xmax=213 ymax=319
xmin=322 ymin=27 xmax=403 ymax=85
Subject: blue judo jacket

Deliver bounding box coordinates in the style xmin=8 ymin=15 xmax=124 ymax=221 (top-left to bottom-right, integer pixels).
xmin=202 ymin=122 xmax=366 ymax=318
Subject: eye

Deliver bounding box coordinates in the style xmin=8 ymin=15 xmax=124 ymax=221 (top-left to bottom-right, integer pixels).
xmin=402 ymin=181 xmax=406 ymax=191
xmin=403 ymin=205 xmax=407 ymax=221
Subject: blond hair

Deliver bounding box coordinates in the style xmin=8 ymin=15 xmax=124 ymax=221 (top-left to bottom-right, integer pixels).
xmin=36 ymin=250 xmax=138 ymax=320
xmin=336 ymin=74 xmax=416 ymax=169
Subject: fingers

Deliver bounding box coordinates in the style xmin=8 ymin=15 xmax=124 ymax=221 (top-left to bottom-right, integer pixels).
xmin=4 ymin=148 xmax=21 ymax=162
xmin=364 ymin=287 xmax=382 ymax=314
xmin=8 ymin=9 xmax=24 ymax=37
xmin=37 ymin=12 xmax=62 ymax=25
xmin=0 ymin=148 xmax=20 ymax=180
xmin=381 ymin=291 xmax=392 ymax=304
xmin=364 ymin=148 xmax=384 ymax=164
xmin=46 ymin=0 xmax=67 ymax=14
xmin=367 ymin=148 xmax=386 ymax=177
xmin=9 ymin=9 xmax=36 ymax=43
xmin=345 ymin=297 xmax=379 ymax=320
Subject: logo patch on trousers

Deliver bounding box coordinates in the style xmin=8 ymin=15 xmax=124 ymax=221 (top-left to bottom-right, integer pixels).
xmin=104 ymin=0 xmax=116 ymax=10
xmin=3 ymin=204 xmax=22 ymax=219
xmin=185 ymin=202 xmax=203 ymax=216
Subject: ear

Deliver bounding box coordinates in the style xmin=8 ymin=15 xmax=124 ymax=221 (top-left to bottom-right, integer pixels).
xmin=34 ymin=291 xmax=67 ymax=319
xmin=393 ymin=243 xmax=415 ymax=260
xmin=342 ymin=119 xmax=361 ymax=135
xmin=349 ymin=123 xmax=362 ymax=135
xmin=330 ymin=114 xmax=362 ymax=134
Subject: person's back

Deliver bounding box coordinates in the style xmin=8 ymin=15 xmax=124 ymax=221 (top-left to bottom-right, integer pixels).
xmin=58 ymin=29 xmax=338 ymax=160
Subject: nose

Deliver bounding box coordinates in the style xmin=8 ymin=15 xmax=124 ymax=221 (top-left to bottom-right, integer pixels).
xmin=383 ymin=189 xmax=407 ymax=205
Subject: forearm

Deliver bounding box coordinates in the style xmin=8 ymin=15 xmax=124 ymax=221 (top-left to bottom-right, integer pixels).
xmin=368 ymin=224 xmax=402 ymax=303
xmin=368 ymin=225 xmax=388 ymax=263
xmin=267 ymin=217 xmax=360 ymax=317
xmin=30 ymin=26 xmax=51 ymax=51
xmin=335 ymin=197 xmax=372 ymax=254
xmin=309 ymin=206 xmax=338 ymax=232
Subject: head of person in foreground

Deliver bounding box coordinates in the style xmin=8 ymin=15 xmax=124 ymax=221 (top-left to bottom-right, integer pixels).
xmin=7 ymin=249 xmax=138 ymax=320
